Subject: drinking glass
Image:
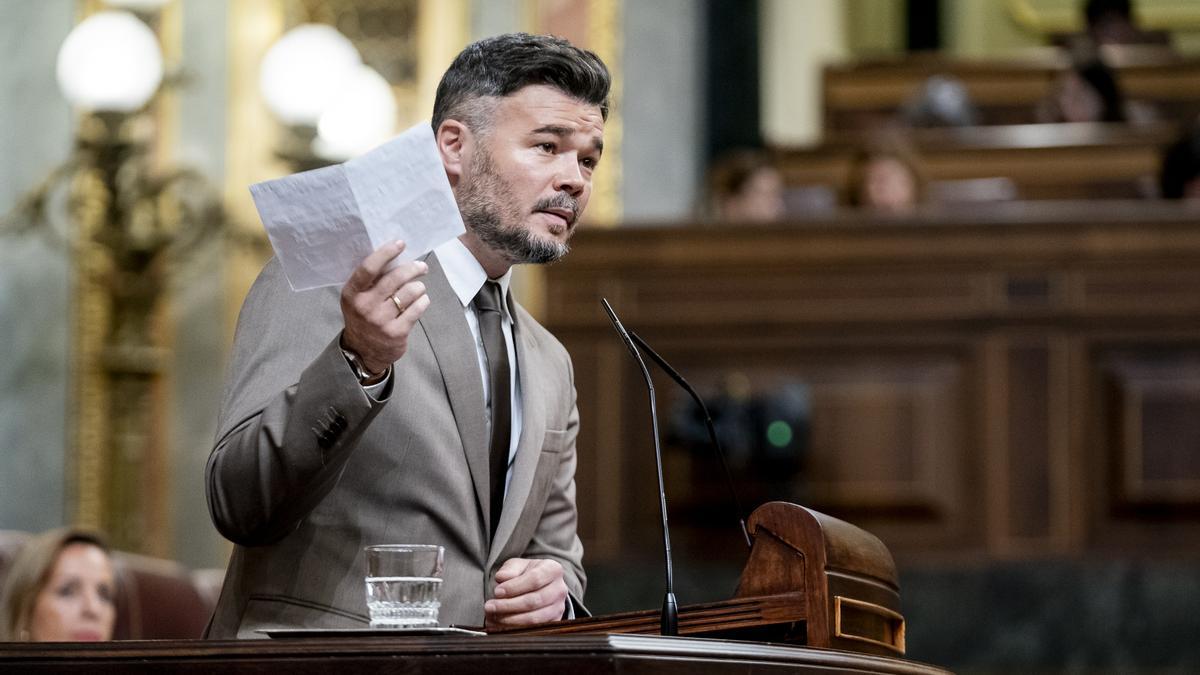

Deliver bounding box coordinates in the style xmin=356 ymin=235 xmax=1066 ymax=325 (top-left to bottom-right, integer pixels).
xmin=364 ymin=544 xmax=444 ymax=627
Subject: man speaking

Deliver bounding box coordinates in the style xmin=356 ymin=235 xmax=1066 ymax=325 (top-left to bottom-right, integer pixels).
xmin=204 ymin=33 xmax=609 ymax=638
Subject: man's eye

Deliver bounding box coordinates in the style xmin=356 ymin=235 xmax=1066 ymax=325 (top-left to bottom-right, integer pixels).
xmin=581 ymin=157 xmax=597 ymax=170
xmin=538 ymin=143 xmax=556 ymax=153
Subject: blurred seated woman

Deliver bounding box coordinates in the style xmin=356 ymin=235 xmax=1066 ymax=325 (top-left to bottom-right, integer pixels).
xmin=846 ymin=141 xmax=925 ymax=213
xmin=1036 ymin=56 xmax=1155 ymax=124
xmin=0 ymin=528 xmax=116 ymax=642
xmin=706 ymin=149 xmax=787 ymax=223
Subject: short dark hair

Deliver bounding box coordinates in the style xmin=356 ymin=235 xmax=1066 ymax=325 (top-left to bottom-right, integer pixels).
xmin=1085 ymin=0 xmax=1132 ymax=28
xmin=431 ymin=33 xmax=611 ymax=134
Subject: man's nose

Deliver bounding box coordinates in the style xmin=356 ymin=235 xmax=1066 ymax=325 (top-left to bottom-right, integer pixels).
xmin=554 ymin=155 xmax=585 ymax=197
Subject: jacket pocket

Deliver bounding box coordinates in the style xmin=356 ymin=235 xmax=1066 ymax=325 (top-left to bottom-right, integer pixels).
xmin=541 ymin=427 xmax=569 ymax=454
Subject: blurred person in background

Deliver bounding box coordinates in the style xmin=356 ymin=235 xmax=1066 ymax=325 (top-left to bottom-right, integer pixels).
xmin=1037 ymin=57 xmax=1128 ymax=124
xmin=0 ymin=528 xmax=116 ymax=642
xmin=899 ymin=74 xmax=980 ymax=128
xmin=1160 ymin=122 xmax=1200 ymax=200
xmin=846 ymin=140 xmax=926 ymax=213
xmin=1081 ymin=0 xmax=1170 ymax=48
xmin=706 ymin=149 xmax=787 ymax=223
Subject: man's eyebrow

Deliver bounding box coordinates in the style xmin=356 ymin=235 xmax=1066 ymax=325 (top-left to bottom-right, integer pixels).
xmin=531 ymin=125 xmax=573 ymax=136
xmin=531 ymin=125 xmax=604 ymax=154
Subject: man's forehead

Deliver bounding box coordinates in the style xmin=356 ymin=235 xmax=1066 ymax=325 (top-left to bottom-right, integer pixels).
xmin=498 ymin=85 xmax=605 ymax=134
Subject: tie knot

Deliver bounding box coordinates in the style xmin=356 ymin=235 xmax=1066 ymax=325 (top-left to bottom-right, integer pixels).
xmin=473 ymin=281 xmax=505 ymax=315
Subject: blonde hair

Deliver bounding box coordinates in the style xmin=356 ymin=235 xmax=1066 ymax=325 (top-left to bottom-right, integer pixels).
xmin=0 ymin=528 xmax=112 ymax=641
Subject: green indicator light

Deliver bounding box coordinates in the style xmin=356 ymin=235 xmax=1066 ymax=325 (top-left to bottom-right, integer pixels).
xmin=766 ymin=420 xmax=792 ymax=448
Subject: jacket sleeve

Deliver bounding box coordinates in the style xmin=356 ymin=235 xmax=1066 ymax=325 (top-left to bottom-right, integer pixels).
xmin=205 ymin=259 xmax=389 ymax=546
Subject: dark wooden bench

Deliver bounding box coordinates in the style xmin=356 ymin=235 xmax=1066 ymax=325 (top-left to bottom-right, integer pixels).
xmin=772 ymin=121 xmax=1179 ymax=202
xmin=823 ymin=47 xmax=1200 ymax=130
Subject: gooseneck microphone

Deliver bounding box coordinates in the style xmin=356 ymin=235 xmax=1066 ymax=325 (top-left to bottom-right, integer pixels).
xmin=600 ymin=298 xmax=678 ymax=637
xmin=628 ymin=331 xmax=753 ymax=550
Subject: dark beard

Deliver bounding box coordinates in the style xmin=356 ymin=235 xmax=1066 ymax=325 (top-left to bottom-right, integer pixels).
xmin=457 ymin=145 xmax=574 ymax=265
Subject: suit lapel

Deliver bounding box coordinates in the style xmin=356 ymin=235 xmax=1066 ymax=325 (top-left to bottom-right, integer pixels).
xmin=419 ymin=253 xmax=490 ymax=527
xmin=488 ymin=307 xmax=546 ymax=567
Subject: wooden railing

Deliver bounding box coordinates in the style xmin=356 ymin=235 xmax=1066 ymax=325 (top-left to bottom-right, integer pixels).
xmin=772 ymin=122 xmax=1180 ymax=202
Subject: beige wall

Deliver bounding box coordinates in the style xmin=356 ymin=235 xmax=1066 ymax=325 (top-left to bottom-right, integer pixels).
xmin=760 ymin=0 xmax=847 ymax=146
xmin=950 ymin=0 xmax=1200 ymax=57
xmin=944 ymin=0 xmax=1046 ymax=58
xmin=845 ymin=0 xmax=905 ymax=57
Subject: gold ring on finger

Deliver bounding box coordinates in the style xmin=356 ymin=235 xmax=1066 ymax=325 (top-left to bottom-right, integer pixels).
xmin=392 ymin=294 xmax=405 ymax=314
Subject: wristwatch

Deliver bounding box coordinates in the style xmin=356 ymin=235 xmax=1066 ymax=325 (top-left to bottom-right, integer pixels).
xmin=341 ymin=346 xmax=387 ymax=384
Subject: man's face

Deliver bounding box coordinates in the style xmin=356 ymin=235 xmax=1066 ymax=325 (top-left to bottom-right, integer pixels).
xmin=456 ymin=85 xmax=604 ymax=265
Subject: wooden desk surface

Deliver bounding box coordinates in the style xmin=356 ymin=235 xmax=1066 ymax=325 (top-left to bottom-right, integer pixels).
xmin=0 ymin=635 xmax=952 ymax=674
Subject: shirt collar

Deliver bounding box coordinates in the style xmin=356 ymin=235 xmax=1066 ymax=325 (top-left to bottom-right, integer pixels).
xmin=434 ymin=237 xmax=513 ymax=322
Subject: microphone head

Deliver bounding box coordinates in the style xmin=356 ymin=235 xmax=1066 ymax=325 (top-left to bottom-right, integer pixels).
xmin=600 ymin=297 xmax=621 ymax=330
xmin=600 ymin=294 xmax=657 ymax=384
xmin=601 ymin=297 xmax=640 ymax=359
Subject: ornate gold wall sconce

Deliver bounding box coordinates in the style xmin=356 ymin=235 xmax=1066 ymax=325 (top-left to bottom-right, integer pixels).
xmin=2 ymin=6 xmax=234 ymax=554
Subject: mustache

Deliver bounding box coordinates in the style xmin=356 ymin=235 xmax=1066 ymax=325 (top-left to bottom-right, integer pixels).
xmin=533 ymin=193 xmax=580 ymax=225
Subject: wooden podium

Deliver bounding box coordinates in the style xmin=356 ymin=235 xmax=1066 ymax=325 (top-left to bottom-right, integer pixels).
xmin=0 ymin=503 xmax=949 ymax=673
xmin=0 ymin=635 xmax=949 ymax=674
xmin=495 ymin=501 xmax=907 ymax=657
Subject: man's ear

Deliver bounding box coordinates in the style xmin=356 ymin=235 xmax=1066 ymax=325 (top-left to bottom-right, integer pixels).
xmin=437 ymin=119 xmax=471 ymax=185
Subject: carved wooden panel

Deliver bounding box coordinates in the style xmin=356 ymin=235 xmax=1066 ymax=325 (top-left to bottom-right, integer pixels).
xmin=1103 ymin=351 xmax=1200 ymax=509
xmin=982 ymin=335 xmax=1074 ymax=556
xmin=1083 ymin=344 xmax=1200 ymax=554
xmin=582 ymin=339 xmax=976 ymax=561
xmin=1078 ymin=267 xmax=1200 ymax=317
xmin=545 ymin=205 xmax=1200 ymax=565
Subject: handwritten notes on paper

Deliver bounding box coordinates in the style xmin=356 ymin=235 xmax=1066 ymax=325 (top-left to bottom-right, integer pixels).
xmin=250 ymin=123 xmax=465 ymax=291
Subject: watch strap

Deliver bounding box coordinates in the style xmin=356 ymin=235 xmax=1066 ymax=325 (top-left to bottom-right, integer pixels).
xmin=341 ymin=346 xmax=385 ymax=383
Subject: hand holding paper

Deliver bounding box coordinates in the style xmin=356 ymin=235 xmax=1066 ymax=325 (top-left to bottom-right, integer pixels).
xmin=339 ymin=240 xmax=430 ymax=377
xmin=250 ymin=123 xmax=465 ymax=291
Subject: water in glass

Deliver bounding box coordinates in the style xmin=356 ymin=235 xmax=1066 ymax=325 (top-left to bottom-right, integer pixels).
xmin=366 ymin=575 xmax=442 ymax=627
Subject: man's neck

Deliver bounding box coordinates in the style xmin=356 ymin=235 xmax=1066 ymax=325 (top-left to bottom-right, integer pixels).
xmin=459 ymin=232 xmax=513 ymax=279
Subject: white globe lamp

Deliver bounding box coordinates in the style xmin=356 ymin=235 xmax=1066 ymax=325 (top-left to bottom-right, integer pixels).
xmin=260 ymin=24 xmax=362 ymax=127
xmin=56 ymin=10 xmax=164 ymax=112
xmin=314 ymin=65 xmax=398 ymax=160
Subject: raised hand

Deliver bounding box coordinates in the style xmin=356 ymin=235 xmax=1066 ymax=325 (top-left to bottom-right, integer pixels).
xmin=339 ymin=240 xmax=431 ymax=377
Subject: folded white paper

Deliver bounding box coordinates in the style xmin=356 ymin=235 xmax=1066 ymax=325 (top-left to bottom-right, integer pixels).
xmin=250 ymin=123 xmax=465 ymax=291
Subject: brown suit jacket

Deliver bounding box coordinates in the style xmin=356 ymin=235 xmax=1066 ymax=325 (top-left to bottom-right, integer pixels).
xmin=204 ymin=253 xmax=584 ymax=638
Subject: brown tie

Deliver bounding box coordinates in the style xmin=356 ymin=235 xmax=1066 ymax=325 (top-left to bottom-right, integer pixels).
xmin=473 ymin=281 xmax=511 ymax=538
